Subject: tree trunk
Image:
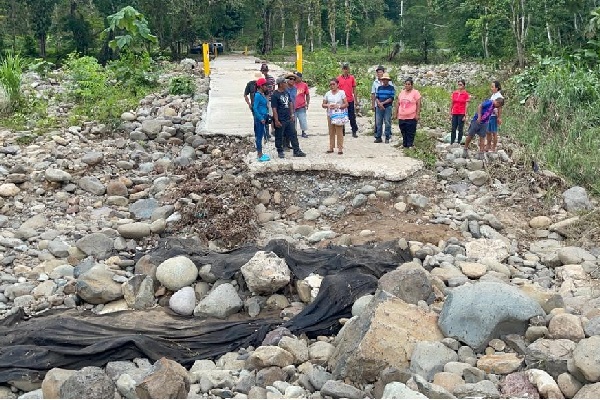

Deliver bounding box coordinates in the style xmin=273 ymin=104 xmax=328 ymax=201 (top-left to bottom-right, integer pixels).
xmin=344 ymin=0 xmax=351 ymax=50
xmin=308 ymin=7 xmax=314 ymax=51
xmin=280 ymin=2 xmax=285 ymax=49
xmin=510 ymin=0 xmax=529 ymax=68
xmin=483 ymin=21 xmax=489 ymax=58
xmin=262 ymin=7 xmax=273 ymax=54
xmin=39 ymin=35 xmax=47 ymax=59
xmin=328 ymin=0 xmax=337 ymax=53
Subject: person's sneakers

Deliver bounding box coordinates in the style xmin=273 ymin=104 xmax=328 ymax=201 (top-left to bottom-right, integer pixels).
xmin=374 ymin=138 xmax=383 ymax=143
xmin=258 ymin=154 xmax=270 ymax=162
xmin=462 ymin=149 xmax=469 ymax=158
xmin=476 ymin=152 xmax=485 ymax=160
xmin=301 ymin=132 xmax=308 ymax=138
xmin=293 ymin=151 xmax=306 ymax=157
xmin=278 ymin=152 xmax=285 ymax=159
xmin=385 ymin=138 xmax=390 ymax=144
xmin=352 ymin=131 xmax=358 ymax=138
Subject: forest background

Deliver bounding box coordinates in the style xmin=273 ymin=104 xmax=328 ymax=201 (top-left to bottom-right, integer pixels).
xmin=0 ymin=0 xmax=599 ymax=195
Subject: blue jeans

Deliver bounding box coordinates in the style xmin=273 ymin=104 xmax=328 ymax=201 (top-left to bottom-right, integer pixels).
xmin=253 ymin=119 xmax=266 ymax=153
xmin=295 ymin=107 xmax=308 ymax=132
xmin=375 ymin=106 xmax=392 ymax=139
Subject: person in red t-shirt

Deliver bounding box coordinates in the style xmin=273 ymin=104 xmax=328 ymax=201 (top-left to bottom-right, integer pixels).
xmin=337 ymin=63 xmax=359 ymax=137
xmin=294 ymin=72 xmax=311 ymax=138
xmin=449 ymin=79 xmax=471 ymax=145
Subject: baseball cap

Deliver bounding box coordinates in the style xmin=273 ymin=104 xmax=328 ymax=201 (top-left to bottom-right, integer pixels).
xmin=276 ymin=76 xmax=288 ymax=85
xmin=256 ymin=77 xmax=267 ymax=86
xmin=376 ymin=65 xmax=385 ymax=72
xmin=260 ymin=63 xmax=269 ymax=71
xmin=295 ymin=71 xmax=303 ymax=78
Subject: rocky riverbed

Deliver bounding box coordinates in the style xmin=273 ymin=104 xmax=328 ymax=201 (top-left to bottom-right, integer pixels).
xmin=0 ymin=59 xmax=599 ymax=399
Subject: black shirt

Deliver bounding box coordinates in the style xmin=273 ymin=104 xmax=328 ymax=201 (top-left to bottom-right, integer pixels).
xmin=271 ymin=89 xmax=292 ymax=122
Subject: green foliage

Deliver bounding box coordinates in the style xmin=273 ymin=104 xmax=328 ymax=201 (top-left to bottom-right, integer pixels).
xmin=28 ymin=58 xmax=55 ymax=78
xmin=418 ymin=86 xmax=451 ymax=129
xmin=169 ymin=76 xmax=196 ymax=96
xmin=107 ymin=51 xmax=158 ymax=94
xmin=401 ymin=129 xmax=437 ymax=168
xmin=63 ymin=53 xmax=107 ymax=104
xmin=0 ymin=53 xmax=24 ymax=112
xmin=505 ymin=60 xmax=600 ymax=195
xmin=105 ymin=6 xmax=158 ymax=52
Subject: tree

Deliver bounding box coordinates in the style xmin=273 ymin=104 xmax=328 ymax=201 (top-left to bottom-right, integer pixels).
xmin=327 ymin=0 xmax=337 ymax=52
xmin=510 ymin=0 xmax=530 ymax=67
xmin=25 ymin=0 xmax=59 ymax=57
xmin=399 ymin=0 xmax=437 ymax=62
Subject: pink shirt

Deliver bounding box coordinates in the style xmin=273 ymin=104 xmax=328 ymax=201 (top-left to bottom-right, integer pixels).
xmin=295 ymin=82 xmax=309 ymax=109
xmin=397 ymin=89 xmax=421 ymax=120
xmin=337 ymin=74 xmax=356 ymax=102
xmin=451 ymin=91 xmax=470 ymax=115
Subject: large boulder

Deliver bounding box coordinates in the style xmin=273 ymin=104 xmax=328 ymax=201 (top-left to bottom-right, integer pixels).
xmin=438 ymin=282 xmax=545 ymax=351
xmin=573 ymin=336 xmax=600 ymax=382
xmin=526 ymin=338 xmax=576 ymax=379
xmin=122 ymin=275 xmax=156 ymax=310
xmin=156 ymin=256 xmax=198 ymax=290
xmin=329 ymin=289 xmax=444 ymax=383
xmin=135 ymin=358 xmax=190 ymax=399
xmin=241 ymin=251 xmax=291 ymax=294
xmin=42 ymin=368 xmax=76 ymax=399
xmin=246 ymin=346 xmax=295 ymax=369
xmin=75 ymin=233 xmax=114 ymax=260
xmin=562 ymin=186 xmax=592 ymax=212
xmin=169 ymin=286 xmax=196 ymax=316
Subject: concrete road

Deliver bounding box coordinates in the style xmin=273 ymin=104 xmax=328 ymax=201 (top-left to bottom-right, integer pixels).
xmin=199 ymin=54 xmax=422 ymax=181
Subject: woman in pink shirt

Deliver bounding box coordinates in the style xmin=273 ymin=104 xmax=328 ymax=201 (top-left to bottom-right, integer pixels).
xmin=395 ymin=77 xmax=421 ymax=148
xmin=449 ymin=79 xmax=471 ymax=145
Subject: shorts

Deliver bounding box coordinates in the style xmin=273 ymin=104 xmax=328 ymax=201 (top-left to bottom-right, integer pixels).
xmin=488 ymin=116 xmax=498 ymax=133
xmin=467 ymin=120 xmax=487 ymax=138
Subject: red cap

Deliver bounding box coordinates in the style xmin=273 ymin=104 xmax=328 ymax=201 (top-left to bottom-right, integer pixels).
xmin=256 ymin=77 xmax=267 ymax=87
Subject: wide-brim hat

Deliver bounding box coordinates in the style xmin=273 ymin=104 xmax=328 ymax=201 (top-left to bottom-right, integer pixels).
xmin=254 ymin=71 xmax=263 ymax=79
xmin=380 ymin=73 xmax=392 ymax=80
xmin=285 ymin=73 xmax=297 ymax=80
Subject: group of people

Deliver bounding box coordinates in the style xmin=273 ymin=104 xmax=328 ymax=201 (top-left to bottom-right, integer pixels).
xmin=244 ymin=62 xmax=504 ymax=162
xmin=449 ymin=80 xmax=505 ymax=160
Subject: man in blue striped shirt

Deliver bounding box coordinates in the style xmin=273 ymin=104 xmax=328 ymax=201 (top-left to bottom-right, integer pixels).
xmin=374 ymin=73 xmax=395 ymax=143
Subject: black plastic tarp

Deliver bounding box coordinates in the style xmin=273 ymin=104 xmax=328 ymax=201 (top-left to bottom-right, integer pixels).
xmin=0 ymin=240 xmax=410 ymax=384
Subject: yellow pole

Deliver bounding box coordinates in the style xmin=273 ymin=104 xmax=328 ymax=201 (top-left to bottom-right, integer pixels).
xmin=202 ymin=43 xmax=210 ymax=76
xmin=244 ymin=46 xmax=248 ymax=56
xmin=296 ymin=45 xmax=303 ymax=73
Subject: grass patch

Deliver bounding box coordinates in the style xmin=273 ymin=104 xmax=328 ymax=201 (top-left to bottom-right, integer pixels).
xmin=399 ymin=129 xmax=437 ymax=168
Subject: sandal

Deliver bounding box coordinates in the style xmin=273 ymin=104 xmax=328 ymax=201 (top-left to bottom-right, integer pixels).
xmin=326 ymin=150 xmax=334 ymax=153
xmin=338 ymin=151 xmax=343 ymax=155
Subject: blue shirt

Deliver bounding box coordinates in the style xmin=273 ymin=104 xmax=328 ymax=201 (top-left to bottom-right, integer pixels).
xmin=376 ymin=84 xmax=395 ymax=108
xmin=287 ymin=86 xmax=297 ymax=109
xmin=472 ymin=99 xmax=495 ymax=123
xmin=253 ymin=92 xmax=268 ymax=122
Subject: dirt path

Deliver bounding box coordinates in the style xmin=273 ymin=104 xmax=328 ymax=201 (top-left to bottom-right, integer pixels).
xmin=199 ymin=54 xmax=423 ymax=181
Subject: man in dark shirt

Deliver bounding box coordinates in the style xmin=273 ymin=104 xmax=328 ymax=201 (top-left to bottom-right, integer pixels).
xmin=271 ymin=76 xmax=306 ymax=159
xmin=244 ymin=71 xmax=262 ymax=112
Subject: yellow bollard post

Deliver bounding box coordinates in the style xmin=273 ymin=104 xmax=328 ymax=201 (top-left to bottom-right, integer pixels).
xmin=244 ymin=46 xmax=248 ymax=56
xmin=202 ymin=43 xmax=210 ymax=77
xmin=296 ymin=45 xmax=303 ymax=73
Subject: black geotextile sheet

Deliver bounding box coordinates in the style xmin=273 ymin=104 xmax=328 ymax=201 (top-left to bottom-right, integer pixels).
xmin=0 ymin=239 xmax=411 ymax=384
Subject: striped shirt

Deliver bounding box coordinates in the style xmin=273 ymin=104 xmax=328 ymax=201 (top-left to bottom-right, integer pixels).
xmin=376 ymin=84 xmax=395 ymax=108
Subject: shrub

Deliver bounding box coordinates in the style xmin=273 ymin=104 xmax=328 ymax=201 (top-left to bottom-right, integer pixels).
xmin=0 ymin=53 xmax=24 ymax=112
xmin=169 ymin=76 xmax=195 ymax=96
xmin=63 ymin=53 xmax=107 ymax=104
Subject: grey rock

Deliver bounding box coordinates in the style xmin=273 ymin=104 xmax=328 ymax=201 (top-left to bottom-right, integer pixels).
xmin=573 ymin=336 xmax=600 ymax=382
xmin=410 ymin=341 xmax=458 ymax=381
xmin=562 ymin=186 xmax=592 ymax=212
xmin=453 ymin=380 xmax=500 ymax=399
xmin=412 ymin=374 xmax=455 ymax=399
xmin=45 ymin=168 xmax=71 ymax=183
xmin=169 ymin=286 xmax=196 ymax=316
xmin=81 ymin=151 xmax=104 ymax=165
xmin=352 ymin=194 xmax=368 ymax=208
xmin=307 ymin=365 xmax=332 ymax=391
xmin=122 ymin=275 xmax=155 ymax=310
xmin=584 ymin=316 xmax=600 ymax=337
xmin=320 ymin=380 xmax=364 ymax=399
xmin=193 ymin=283 xmax=243 ymax=319
xmin=18 ymin=389 xmax=43 ymax=399
xmin=407 ymin=194 xmax=429 ymax=209
xmin=468 ymin=170 xmax=488 ymax=186
xmin=575 ymin=382 xmax=600 ymax=398
xmin=76 ymin=265 xmax=124 ymax=304
xmin=558 ymin=247 xmax=596 ymax=265
xmin=241 ymin=251 xmax=291 ymax=295
xmin=76 ymin=233 xmax=114 ymax=260
xmin=78 ymin=177 xmax=106 ymax=196
xmin=438 ymin=282 xmax=545 ymax=351
xmin=47 ymin=239 xmax=70 ymax=258
xmin=351 ymin=295 xmax=373 ymax=317
xmin=526 ymin=338 xmax=576 ymax=378
xmin=378 ymin=262 xmax=432 ymax=305
xmin=59 ymin=366 xmax=115 ymax=399
xmin=129 ymin=198 xmax=159 ymax=220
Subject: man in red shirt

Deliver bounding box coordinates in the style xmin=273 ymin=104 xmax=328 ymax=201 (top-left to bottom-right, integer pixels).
xmin=337 ymin=63 xmax=359 ymax=137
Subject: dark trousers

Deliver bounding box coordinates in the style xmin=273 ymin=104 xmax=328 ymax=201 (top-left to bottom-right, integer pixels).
xmin=399 ymin=119 xmax=418 ymax=147
xmin=343 ymin=101 xmax=359 ymax=134
xmin=275 ymin=120 xmax=301 ymax=154
xmin=451 ymin=114 xmax=465 ymax=144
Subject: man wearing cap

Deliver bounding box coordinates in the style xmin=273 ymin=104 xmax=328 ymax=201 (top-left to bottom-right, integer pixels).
xmin=374 ymin=73 xmax=395 ymax=143
xmin=371 ymin=65 xmax=393 ymax=136
xmin=283 ymin=73 xmax=298 ymax=150
xmin=252 ymin=78 xmax=270 ymax=162
xmin=294 ymin=71 xmax=310 ymax=138
xmin=261 ymin=63 xmax=276 ymax=142
xmin=337 ymin=63 xmax=359 ymax=137
xmin=271 ymin=76 xmax=306 ymax=158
